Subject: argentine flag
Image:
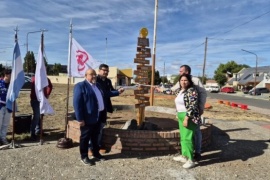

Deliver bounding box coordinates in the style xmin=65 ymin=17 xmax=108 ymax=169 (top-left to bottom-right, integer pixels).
xmin=6 ymin=42 xmax=25 ymax=111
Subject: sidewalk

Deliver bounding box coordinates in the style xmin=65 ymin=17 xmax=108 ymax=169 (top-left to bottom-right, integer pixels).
xmin=229 ymin=91 xmax=270 ymax=101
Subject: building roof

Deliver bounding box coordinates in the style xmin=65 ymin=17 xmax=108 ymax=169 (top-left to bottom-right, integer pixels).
xmin=118 ymin=69 xmax=133 ymax=78
xmin=206 ymin=79 xmax=217 ymax=84
xmin=227 ymin=77 xmax=235 ymax=85
xmin=237 ymin=66 xmax=270 ymax=85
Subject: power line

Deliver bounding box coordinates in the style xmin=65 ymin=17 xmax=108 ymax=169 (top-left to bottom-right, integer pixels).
xmin=180 ymin=9 xmax=270 ymax=56
xmin=0 ymin=44 xmax=26 ymax=49
xmin=182 ymin=42 xmax=205 ymax=55
xmin=0 ymin=46 xmax=13 ymax=49
xmin=208 ymin=37 xmax=265 ymax=43
xmin=212 ymin=9 xmax=270 ymax=38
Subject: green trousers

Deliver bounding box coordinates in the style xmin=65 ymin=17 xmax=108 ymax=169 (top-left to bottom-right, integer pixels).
xmin=177 ymin=112 xmax=197 ymax=160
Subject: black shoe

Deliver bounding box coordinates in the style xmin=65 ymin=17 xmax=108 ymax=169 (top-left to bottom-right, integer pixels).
xmin=28 ymin=135 xmax=37 ymax=141
xmin=93 ymin=154 xmax=106 ymax=161
xmin=194 ymin=153 xmax=202 ymax=161
xmin=81 ymin=157 xmax=95 ymax=166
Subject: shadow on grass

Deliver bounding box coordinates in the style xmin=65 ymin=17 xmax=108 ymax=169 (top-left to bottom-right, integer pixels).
xmin=7 ymin=128 xmax=63 ymax=143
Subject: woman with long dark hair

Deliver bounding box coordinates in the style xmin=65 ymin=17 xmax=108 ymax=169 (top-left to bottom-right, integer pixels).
xmin=173 ymin=74 xmax=201 ymax=169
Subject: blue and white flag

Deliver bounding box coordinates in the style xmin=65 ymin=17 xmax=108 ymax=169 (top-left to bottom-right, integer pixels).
xmin=35 ymin=44 xmax=54 ymax=115
xmin=6 ymin=42 xmax=25 ymax=111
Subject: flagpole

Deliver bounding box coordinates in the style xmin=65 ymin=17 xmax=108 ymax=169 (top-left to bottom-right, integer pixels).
xmin=56 ymin=20 xmax=73 ymax=149
xmin=65 ymin=20 xmax=72 ymax=138
xmin=39 ymin=31 xmax=45 ymax=145
xmin=11 ymin=26 xmax=19 ymax=149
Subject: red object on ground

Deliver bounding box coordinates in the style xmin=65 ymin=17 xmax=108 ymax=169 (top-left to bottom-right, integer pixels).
xmin=204 ymin=103 xmax=212 ymax=109
xmin=223 ymin=101 xmax=230 ymax=106
xmin=217 ymin=100 xmax=223 ymax=104
xmin=240 ymin=104 xmax=248 ymax=110
xmin=231 ymin=102 xmax=238 ymax=107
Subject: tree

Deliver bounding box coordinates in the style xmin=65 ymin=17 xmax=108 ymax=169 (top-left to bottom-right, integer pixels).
xmin=214 ymin=73 xmax=227 ymax=86
xmin=24 ymin=51 xmax=36 ymax=73
xmin=214 ymin=61 xmax=249 ymax=76
xmin=173 ymin=74 xmax=180 ymax=85
xmin=0 ymin=64 xmax=5 ymax=77
xmin=0 ymin=64 xmax=4 ymax=72
xmin=214 ymin=60 xmax=250 ymax=86
xmin=198 ymin=76 xmax=207 ymax=85
xmin=52 ymin=63 xmax=62 ymax=75
xmin=160 ymin=76 xmax=168 ymax=84
xmin=43 ymin=56 xmax=49 ymax=74
xmin=148 ymin=70 xmax=161 ymax=85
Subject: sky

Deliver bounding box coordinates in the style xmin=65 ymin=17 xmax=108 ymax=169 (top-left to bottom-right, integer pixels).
xmin=0 ymin=0 xmax=270 ymax=78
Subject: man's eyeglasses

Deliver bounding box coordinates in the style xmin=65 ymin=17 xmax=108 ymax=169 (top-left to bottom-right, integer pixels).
xmin=100 ymin=69 xmax=109 ymax=72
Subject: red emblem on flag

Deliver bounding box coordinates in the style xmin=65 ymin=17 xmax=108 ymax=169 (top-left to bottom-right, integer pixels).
xmin=76 ymin=50 xmax=89 ymax=73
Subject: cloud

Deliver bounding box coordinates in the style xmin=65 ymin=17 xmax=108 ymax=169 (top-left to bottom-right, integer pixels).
xmin=0 ymin=0 xmax=270 ymax=79
xmin=0 ymin=18 xmax=33 ymax=28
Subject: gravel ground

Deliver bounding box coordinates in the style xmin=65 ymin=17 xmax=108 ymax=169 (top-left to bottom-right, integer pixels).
xmin=1 ymin=112 xmax=269 ymax=180
xmin=1 ymin=87 xmax=269 ymax=180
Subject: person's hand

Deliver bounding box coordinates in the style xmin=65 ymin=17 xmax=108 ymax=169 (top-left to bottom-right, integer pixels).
xmin=154 ymin=86 xmax=162 ymax=93
xmin=78 ymin=120 xmax=85 ymax=127
xmin=183 ymin=119 xmax=188 ymax=127
xmin=118 ymin=88 xmax=125 ymax=94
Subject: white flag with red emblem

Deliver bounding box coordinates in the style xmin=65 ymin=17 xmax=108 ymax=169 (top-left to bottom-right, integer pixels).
xmin=68 ymin=38 xmax=100 ymax=77
xmin=35 ymin=44 xmax=54 ymax=115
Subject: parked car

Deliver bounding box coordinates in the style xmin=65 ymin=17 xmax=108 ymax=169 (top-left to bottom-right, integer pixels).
xmin=25 ymin=73 xmax=35 ymax=77
xmin=242 ymin=86 xmax=253 ymax=94
xmin=21 ymin=76 xmax=32 ymax=90
xmin=205 ymin=85 xmax=220 ymax=93
xmin=248 ymin=87 xmax=269 ymax=95
xmin=220 ymin=87 xmax=235 ymax=93
xmin=159 ymin=84 xmax=173 ymax=94
xmin=164 ymin=89 xmax=172 ymax=95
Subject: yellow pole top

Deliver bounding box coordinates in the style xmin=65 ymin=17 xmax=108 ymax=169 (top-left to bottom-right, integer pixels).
xmin=140 ymin=27 xmax=148 ymax=38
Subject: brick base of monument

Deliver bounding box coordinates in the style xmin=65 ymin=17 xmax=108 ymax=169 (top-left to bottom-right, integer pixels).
xmin=67 ymin=120 xmax=212 ymax=154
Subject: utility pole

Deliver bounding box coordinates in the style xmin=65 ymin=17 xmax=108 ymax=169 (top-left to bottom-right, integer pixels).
xmin=241 ymin=49 xmax=258 ymax=95
xmin=105 ymin=37 xmax=107 ymax=64
xmin=202 ymin=37 xmax=208 ymax=84
xmin=163 ymin=61 xmax=165 ymax=84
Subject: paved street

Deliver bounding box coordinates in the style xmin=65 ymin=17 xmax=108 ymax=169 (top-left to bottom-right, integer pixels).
xmin=207 ymin=92 xmax=270 ymax=110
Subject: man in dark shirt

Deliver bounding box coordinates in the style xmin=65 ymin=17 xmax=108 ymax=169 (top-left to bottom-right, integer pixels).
xmin=30 ymin=76 xmax=53 ymax=140
xmin=89 ymin=64 xmax=124 ymax=150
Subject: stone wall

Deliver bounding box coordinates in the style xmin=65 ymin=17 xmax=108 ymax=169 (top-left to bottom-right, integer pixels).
xmin=67 ymin=120 xmax=212 ymax=154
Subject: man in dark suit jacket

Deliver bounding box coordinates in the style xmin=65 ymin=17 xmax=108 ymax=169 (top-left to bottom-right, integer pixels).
xmin=97 ymin=64 xmax=124 ymax=113
xmin=95 ymin=64 xmax=124 ymax=147
xmin=73 ymin=69 xmax=119 ymax=165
